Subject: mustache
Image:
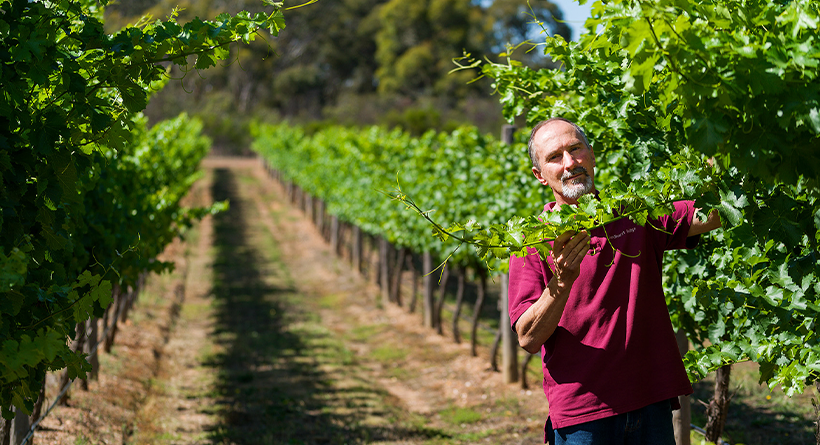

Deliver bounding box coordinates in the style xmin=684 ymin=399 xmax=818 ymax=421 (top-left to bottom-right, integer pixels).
xmin=561 ymin=167 xmax=589 ymax=181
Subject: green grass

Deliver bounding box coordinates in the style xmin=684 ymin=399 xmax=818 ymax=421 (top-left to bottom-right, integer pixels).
xmin=348 ymin=323 xmax=388 ymax=342
xmin=387 ymin=365 xmax=413 ymax=381
xmin=317 ymin=293 xmax=343 ymax=309
xmin=371 ymin=345 xmax=409 ymax=363
xmin=181 ymin=299 xmax=213 ymax=319
xmin=440 ymin=406 xmax=483 ymax=425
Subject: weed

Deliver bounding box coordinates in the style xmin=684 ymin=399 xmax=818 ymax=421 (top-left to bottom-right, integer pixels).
xmin=371 ymin=345 xmax=408 ymax=363
xmin=348 ymin=324 xmax=387 ymax=342
xmin=440 ymin=406 xmax=483 ymax=425
xmin=318 ymin=294 xmax=342 ymax=309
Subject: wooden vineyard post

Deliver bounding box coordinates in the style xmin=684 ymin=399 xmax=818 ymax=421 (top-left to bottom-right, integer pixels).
xmin=500 ymin=273 xmax=519 ymax=383
xmin=471 ymin=270 xmax=487 ymax=357
xmin=422 ymin=252 xmax=435 ymax=328
xmin=101 ymin=296 xmax=110 ymax=350
xmin=451 ymin=267 xmax=465 ymax=343
xmin=351 ymin=226 xmax=362 ymax=273
xmin=379 ymin=237 xmax=390 ymax=307
xmin=489 ymin=328 xmax=502 ymax=372
xmin=315 ymin=199 xmax=325 ymax=236
xmin=104 ymin=284 xmax=119 ymax=353
xmin=330 ymin=215 xmax=340 ymax=255
xmin=390 ymin=246 xmax=407 ymax=306
xmin=368 ymin=235 xmax=379 ymax=287
xmin=11 ymin=407 xmax=28 ymax=445
xmin=434 ymin=265 xmax=450 ymax=335
xmin=81 ymin=317 xmax=99 ymax=390
xmin=89 ymin=318 xmax=99 ymax=379
xmin=305 ymin=193 xmax=314 ymax=221
xmin=407 ymin=252 xmax=419 ymax=313
xmin=107 ymin=284 xmax=131 ymax=352
xmin=499 ymin=125 xmax=519 ymax=384
xmin=673 ymin=329 xmax=691 ymax=445
xmin=1 ymin=414 xmax=10 ymax=445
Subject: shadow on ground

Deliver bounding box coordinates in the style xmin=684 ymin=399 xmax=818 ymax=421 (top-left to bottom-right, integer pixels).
xmin=204 ymin=168 xmax=445 ymax=445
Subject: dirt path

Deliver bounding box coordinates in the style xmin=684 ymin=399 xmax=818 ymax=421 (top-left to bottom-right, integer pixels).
xmin=164 ymin=158 xmax=549 ymax=444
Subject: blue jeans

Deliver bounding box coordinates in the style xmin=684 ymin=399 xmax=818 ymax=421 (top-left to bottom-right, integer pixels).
xmin=548 ymin=399 xmax=676 ymax=445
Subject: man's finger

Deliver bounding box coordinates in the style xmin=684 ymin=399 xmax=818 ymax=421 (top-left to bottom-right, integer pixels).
xmin=554 ymin=231 xmax=576 ymax=247
xmin=553 ymin=231 xmax=586 ymax=259
xmin=564 ymin=231 xmax=589 ymax=250
xmin=566 ymin=242 xmax=588 ymax=265
xmin=565 ymin=233 xmax=590 ymax=264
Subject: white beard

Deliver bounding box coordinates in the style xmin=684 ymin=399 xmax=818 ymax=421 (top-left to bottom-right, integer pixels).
xmin=560 ymin=168 xmax=593 ymax=200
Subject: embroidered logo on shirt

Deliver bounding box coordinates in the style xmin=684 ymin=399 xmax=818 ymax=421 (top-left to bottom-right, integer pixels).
xmin=608 ymin=227 xmax=637 ymax=240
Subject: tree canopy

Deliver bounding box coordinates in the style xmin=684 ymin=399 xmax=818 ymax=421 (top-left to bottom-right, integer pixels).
xmin=105 ymin=0 xmax=573 ymax=140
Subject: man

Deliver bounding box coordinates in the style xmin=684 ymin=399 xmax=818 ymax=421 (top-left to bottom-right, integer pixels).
xmin=508 ymin=118 xmax=721 ymax=444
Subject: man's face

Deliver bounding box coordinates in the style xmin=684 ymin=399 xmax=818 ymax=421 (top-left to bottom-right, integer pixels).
xmin=531 ymin=121 xmax=596 ymax=205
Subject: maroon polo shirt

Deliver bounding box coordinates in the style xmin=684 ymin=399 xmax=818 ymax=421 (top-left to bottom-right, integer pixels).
xmin=508 ymin=200 xmax=698 ymax=429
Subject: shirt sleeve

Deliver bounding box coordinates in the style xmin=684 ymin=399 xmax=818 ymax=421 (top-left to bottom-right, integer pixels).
xmin=508 ymin=247 xmax=551 ymax=329
xmin=648 ymin=200 xmax=700 ymax=251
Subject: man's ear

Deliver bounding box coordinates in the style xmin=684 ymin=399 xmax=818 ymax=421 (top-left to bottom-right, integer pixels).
xmin=532 ymin=166 xmax=549 ymax=187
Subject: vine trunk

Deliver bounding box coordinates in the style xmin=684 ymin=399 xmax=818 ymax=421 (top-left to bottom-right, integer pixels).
xmin=704 ymin=364 xmax=733 ymax=443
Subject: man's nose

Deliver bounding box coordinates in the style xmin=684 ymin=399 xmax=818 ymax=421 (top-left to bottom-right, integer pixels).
xmin=562 ymin=151 xmax=580 ymax=169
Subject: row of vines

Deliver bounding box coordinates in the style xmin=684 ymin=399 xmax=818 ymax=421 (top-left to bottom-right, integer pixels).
xmin=0 ymin=1 xmax=286 ymax=441
xmin=1 ymin=115 xmax=208 ymax=444
xmin=253 ymin=124 xmax=541 ymax=375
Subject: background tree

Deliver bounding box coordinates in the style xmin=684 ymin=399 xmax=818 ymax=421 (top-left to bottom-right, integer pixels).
xmin=105 ymin=0 xmax=573 ymax=146
xmin=483 ymin=0 xmax=571 ymax=66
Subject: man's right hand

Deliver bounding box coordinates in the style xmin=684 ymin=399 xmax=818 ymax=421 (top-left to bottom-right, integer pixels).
xmin=514 ymin=230 xmax=591 ymax=353
xmin=550 ymin=230 xmax=590 ymax=288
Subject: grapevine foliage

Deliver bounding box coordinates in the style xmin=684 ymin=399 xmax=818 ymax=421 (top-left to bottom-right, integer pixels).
xmin=0 ymin=0 xmax=283 ymax=417
xmin=453 ymin=0 xmax=819 ymax=394
xmin=252 ymin=123 xmax=547 ymax=272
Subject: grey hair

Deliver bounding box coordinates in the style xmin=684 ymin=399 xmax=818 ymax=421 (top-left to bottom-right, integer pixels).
xmin=527 ymin=118 xmax=591 ymax=169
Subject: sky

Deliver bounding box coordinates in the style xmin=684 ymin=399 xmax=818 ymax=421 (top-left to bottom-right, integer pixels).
xmin=550 ymin=0 xmax=594 ymax=41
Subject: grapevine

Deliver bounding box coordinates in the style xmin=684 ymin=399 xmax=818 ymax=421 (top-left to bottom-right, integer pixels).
xmin=0 ymin=0 xmax=284 ymax=416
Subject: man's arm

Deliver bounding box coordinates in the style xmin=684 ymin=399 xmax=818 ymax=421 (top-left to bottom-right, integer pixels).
xmin=515 ymin=231 xmax=590 ymax=354
xmin=688 ymin=208 xmax=722 ymax=237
